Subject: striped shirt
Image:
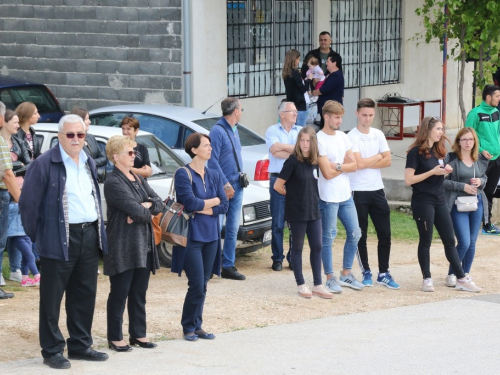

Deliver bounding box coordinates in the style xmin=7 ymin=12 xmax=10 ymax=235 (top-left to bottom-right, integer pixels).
xmin=0 ymin=135 xmax=13 ymax=189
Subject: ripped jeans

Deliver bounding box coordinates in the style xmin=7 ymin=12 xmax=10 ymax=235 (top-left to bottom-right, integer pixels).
xmin=411 ymin=201 xmax=465 ymax=280
xmin=319 ymin=197 xmax=361 ymax=276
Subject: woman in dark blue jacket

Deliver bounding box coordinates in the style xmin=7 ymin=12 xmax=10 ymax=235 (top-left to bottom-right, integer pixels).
xmin=172 ymin=133 xmax=228 ymax=341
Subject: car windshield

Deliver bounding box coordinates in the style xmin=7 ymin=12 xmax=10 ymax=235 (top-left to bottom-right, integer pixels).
xmin=192 ymin=118 xmax=265 ymax=146
xmin=0 ymin=86 xmax=60 ymax=114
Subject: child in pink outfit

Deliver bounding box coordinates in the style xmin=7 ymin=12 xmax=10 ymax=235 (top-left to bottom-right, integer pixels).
xmin=306 ymin=56 xmax=325 ymax=102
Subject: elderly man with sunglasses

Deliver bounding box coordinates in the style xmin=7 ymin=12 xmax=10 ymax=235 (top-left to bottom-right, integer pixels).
xmin=19 ymin=115 xmax=108 ymax=369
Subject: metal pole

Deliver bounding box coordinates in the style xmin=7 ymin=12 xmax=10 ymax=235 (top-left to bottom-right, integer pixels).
xmin=442 ymin=4 xmax=447 ymax=123
xmin=182 ymin=0 xmax=192 ymax=107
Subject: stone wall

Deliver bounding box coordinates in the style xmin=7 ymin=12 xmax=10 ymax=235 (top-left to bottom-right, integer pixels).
xmin=0 ymin=0 xmax=182 ymax=112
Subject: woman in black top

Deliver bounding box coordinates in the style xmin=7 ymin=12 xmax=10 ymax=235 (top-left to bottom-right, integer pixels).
xmin=120 ymin=117 xmax=152 ymax=179
xmin=405 ymin=116 xmax=480 ymax=293
xmin=70 ymin=107 xmax=108 ymax=168
xmin=14 ymin=102 xmax=41 ymax=160
xmin=282 ymin=49 xmax=312 ymax=126
xmin=273 ymin=127 xmax=332 ymax=299
xmin=104 ymin=135 xmax=163 ymax=352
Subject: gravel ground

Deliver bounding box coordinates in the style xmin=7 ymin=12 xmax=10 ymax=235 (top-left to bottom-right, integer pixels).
xmin=1 ymin=236 xmax=499 ymax=363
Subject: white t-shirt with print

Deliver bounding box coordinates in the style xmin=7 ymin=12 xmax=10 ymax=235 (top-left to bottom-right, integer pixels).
xmin=348 ymin=127 xmax=390 ymax=191
xmin=317 ymin=130 xmax=352 ymax=203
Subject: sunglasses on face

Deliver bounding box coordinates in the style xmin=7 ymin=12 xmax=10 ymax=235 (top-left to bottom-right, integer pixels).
xmin=120 ymin=150 xmax=137 ymax=157
xmin=59 ymin=132 xmax=86 ymax=139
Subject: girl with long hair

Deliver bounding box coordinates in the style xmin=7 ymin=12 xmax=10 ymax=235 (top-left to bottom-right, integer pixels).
xmin=273 ymin=126 xmax=332 ymax=299
xmin=15 ymin=102 xmax=41 ymax=160
xmin=443 ymin=128 xmax=487 ymax=286
xmin=282 ymin=49 xmax=312 ymax=126
xmin=405 ymin=117 xmax=481 ymax=293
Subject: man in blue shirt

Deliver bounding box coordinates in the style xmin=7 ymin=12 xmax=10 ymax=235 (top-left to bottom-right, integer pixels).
xmin=265 ymin=102 xmax=302 ymax=271
xmin=20 ymin=115 xmax=108 ymax=369
xmin=208 ymin=98 xmax=246 ymax=280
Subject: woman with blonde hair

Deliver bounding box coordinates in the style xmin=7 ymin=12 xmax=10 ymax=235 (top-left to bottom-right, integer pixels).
xmin=405 ymin=116 xmax=481 ymax=293
xmin=14 ymin=102 xmax=41 ymax=160
xmin=443 ymin=127 xmax=487 ymax=286
xmin=274 ymin=126 xmax=332 ymax=299
xmin=282 ymin=49 xmax=312 ymax=125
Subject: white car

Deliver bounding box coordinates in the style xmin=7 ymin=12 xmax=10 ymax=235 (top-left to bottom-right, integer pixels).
xmin=89 ymin=104 xmax=271 ymax=187
xmin=33 ymin=124 xmax=272 ymax=267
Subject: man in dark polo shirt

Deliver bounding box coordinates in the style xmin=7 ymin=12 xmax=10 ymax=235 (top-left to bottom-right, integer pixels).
xmin=301 ymin=31 xmax=336 ymax=79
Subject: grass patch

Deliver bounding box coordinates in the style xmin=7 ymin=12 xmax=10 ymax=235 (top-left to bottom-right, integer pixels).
xmin=283 ymin=209 xmax=439 ymax=242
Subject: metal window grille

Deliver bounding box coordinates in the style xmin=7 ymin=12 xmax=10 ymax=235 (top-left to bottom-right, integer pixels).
xmin=227 ymin=0 xmax=314 ymax=98
xmin=330 ymin=0 xmax=401 ymax=89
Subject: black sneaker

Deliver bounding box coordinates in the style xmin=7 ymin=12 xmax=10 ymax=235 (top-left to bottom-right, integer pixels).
xmin=482 ymin=223 xmax=500 ymax=235
xmin=221 ymin=266 xmax=246 ymax=280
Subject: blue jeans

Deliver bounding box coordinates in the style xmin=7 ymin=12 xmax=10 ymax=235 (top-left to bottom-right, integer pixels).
xmin=0 ymin=189 xmax=10 ymax=270
xmin=449 ymin=194 xmax=483 ymax=275
xmin=181 ymin=239 xmax=218 ymax=334
xmin=9 ymin=236 xmax=38 ymax=276
xmin=319 ymin=197 xmax=361 ymax=275
xmin=6 ymin=238 xmax=22 ymax=272
xmin=296 ymin=110 xmax=309 ymax=126
xmin=269 ymin=176 xmax=290 ymax=263
xmin=219 ymin=181 xmax=243 ymax=269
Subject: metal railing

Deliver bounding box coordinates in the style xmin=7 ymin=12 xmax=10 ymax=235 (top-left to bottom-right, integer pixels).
xmin=227 ymin=0 xmax=314 ymax=98
xmin=330 ymin=0 xmax=402 ymax=89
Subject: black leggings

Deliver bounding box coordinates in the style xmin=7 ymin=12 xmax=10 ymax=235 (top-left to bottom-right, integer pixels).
xmin=483 ymin=158 xmax=500 ymax=224
xmin=411 ymin=201 xmax=465 ymax=279
xmin=288 ymin=219 xmax=322 ymax=286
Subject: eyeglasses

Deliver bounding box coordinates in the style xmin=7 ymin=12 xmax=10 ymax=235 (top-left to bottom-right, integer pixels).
xmin=59 ymin=132 xmax=86 ymax=139
xmin=119 ymin=150 xmax=137 ymax=157
xmin=431 ymin=116 xmax=442 ymax=122
xmin=460 ymin=138 xmax=474 ymax=143
xmin=237 ymin=107 xmax=244 ymax=112
xmin=283 ymin=110 xmax=298 ymax=115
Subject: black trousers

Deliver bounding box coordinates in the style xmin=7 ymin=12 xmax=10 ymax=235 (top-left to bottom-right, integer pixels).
xmin=289 ymin=219 xmax=323 ymax=286
xmin=39 ymin=223 xmax=99 ymax=358
xmin=107 ymin=252 xmax=152 ymax=341
xmin=353 ymin=189 xmax=392 ymax=274
xmin=411 ymin=201 xmax=465 ymax=280
xmin=483 ymin=158 xmax=500 ymax=225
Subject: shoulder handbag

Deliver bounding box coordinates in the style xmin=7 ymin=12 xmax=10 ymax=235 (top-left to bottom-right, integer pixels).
xmin=158 ymin=167 xmax=194 ymax=247
xmin=216 ymin=124 xmax=249 ymax=188
xmin=455 ymin=161 xmax=478 ymax=212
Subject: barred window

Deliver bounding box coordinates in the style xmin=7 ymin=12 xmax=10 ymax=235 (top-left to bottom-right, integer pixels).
xmin=227 ymin=0 xmax=314 ymax=98
xmin=330 ymin=0 xmax=402 ymax=88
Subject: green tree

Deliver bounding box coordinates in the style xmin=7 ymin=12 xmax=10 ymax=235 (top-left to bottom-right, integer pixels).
xmin=415 ymin=0 xmax=500 ymax=123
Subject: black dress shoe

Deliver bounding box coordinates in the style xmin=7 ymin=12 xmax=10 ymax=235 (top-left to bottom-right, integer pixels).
xmin=108 ymin=341 xmax=132 ymax=352
xmin=195 ymin=330 xmax=215 ymax=340
xmin=221 ymin=266 xmax=246 ymax=280
xmin=271 ymin=261 xmax=283 ymax=271
xmin=68 ymin=348 xmax=109 ymax=361
xmin=43 ymin=353 xmax=71 ymax=369
xmin=130 ymin=338 xmax=157 ymax=348
xmin=0 ymin=288 xmax=14 ymax=299
xmin=183 ymin=333 xmax=198 ymax=342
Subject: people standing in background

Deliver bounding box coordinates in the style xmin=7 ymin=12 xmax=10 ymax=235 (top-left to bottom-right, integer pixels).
xmin=14 ymin=102 xmax=41 ymax=160
xmin=405 ymin=116 xmax=481 ymax=293
xmin=301 ymin=31 xmax=336 ymax=78
xmin=465 ymin=84 xmax=500 ymax=235
xmin=265 ymin=101 xmax=302 ymax=271
xmin=282 ymin=49 xmax=311 ymax=126
xmin=347 ymin=99 xmax=399 ymax=289
xmin=120 ymin=117 xmax=152 ymax=179
xmin=443 ymin=128 xmax=487 ymax=287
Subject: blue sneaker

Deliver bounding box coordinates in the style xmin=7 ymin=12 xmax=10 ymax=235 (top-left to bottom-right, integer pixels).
xmin=376 ymin=272 xmax=400 ymax=289
xmin=325 ymin=275 xmax=343 ymax=294
xmin=362 ymin=270 xmax=373 ymax=287
xmin=482 ymin=223 xmax=500 ymax=235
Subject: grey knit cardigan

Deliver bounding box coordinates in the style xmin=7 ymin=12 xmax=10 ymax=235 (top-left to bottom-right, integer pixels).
xmin=443 ymin=152 xmax=488 ymax=223
xmin=103 ymin=168 xmax=163 ymax=277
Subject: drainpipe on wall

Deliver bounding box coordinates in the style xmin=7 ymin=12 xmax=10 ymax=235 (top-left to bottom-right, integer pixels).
xmin=442 ymin=4 xmax=447 ymax=123
xmin=182 ymin=0 xmax=192 ymax=107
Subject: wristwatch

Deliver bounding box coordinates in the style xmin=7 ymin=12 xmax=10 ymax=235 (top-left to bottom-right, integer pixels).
xmin=224 ymin=184 xmax=231 ymax=190
xmin=336 ymin=163 xmax=342 ymax=171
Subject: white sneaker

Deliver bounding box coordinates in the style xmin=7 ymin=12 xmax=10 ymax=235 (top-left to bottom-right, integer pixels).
xmin=0 ymin=274 xmax=5 ymax=286
xmin=445 ymin=274 xmax=457 ymax=287
xmin=297 ymin=284 xmax=312 ymax=298
xmin=456 ymin=277 xmax=481 ymax=293
xmin=465 ymin=273 xmax=475 ymax=284
xmin=422 ymin=278 xmax=434 ymax=292
xmin=10 ymin=270 xmax=22 ymax=283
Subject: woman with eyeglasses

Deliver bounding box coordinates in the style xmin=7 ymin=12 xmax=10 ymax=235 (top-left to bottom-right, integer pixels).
xmin=405 ymin=116 xmax=481 ymax=293
xmin=120 ymin=117 xmax=152 ymax=178
xmin=443 ymin=128 xmax=487 ymax=287
xmin=282 ymin=49 xmax=312 ymax=126
xmin=103 ymin=135 xmax=164 ymax=352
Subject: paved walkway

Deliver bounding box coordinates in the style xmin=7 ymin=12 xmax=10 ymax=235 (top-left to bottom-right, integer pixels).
xmin=2 ymin=293 xmax=499 ymax=374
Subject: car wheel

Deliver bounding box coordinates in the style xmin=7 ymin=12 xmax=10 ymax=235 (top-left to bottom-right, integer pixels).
xmin=158 ymin=240 xmax=173 ymax=267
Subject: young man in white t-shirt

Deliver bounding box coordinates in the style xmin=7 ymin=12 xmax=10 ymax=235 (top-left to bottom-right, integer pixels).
xmin=348 ymin=98 xmax=399 ymax=289
xmin=317 ymin=100 xmax=363 ymax=293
